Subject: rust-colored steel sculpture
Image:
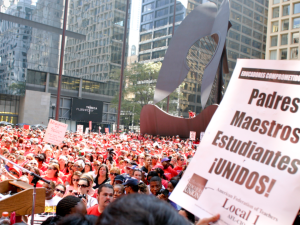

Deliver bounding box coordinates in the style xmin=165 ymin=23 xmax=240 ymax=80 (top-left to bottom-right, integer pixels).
xmin=140 ymin=104 xmax=218 ymax=138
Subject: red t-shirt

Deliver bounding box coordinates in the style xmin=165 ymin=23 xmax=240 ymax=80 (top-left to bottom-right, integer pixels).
xmin=173 ymin=166 xmax=183 ymax=174
xmin=163 ymin=167 xmax=178 ymax=181
xmin=87 ymin=205 xmax=101 ymax=217
xmin=42 ymin=176 xmax=63 ymax=185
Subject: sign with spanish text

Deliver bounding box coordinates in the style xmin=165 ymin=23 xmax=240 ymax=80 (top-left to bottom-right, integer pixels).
xmin=43 ymin=119 xmax=68 ymax=146
xmin=170 ymin=59 xmax=300 ymax=225
xmin=190 ymin=131 xmax=196 ymax=141
xmin=77 ymin=125 xmax=83 ymax=134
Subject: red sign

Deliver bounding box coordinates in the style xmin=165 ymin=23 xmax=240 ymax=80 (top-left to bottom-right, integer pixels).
xmin=23 ymin=125 xmax=30 ymax=130
xmin=89 ymin=121 xmax=92 ymax=131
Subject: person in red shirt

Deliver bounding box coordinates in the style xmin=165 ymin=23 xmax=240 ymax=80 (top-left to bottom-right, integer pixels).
xmin=42 ymin=163 xmax=63 ymax=185
xmin=87 ymin=184 xmax=114 ymax=217
xmin=161 ymin=157 xmax=178 ymax=181
xmin=188 ymin=110 xmax=195 ymax=118
xmin=174 ymin=155 xmax=185 ymax=173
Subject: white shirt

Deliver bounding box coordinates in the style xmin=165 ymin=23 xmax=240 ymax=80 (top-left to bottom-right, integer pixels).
xmin=86 ymin=194 xmax=98 ymax=209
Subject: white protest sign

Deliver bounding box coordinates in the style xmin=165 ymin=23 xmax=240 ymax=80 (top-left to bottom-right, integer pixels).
xmin=43 ymin=119 xmax=68 ymax=146
xmin=170 ymin=59 xmax=300 ymax=225
xmin=77 ymin=125 xmax=83 ymax=134
xmin=200 ymin=132 xmax=205 ymax=141
xmin=85 ymin=128 xmax=89 ymax=134
xmin=190 ymin=131 xmax=196 ymax=141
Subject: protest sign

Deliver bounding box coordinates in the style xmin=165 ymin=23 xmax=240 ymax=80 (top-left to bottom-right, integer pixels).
xmin=85 ymin=128 xmax=89 ymax=134
xmin=99 ymin=126 xmax=101 ymax=134
xmin=190 ymin=131 xmax=196 ymax=141
xmin=77 ymin=125 xmax=83 ymax=134
xmin=89 ymin=121 xmax=92 ymax=131
xmin=23 ymin=125 xmax=30 ymax=130
xmin=43 ymin=119 xmax=68 ymax=146
xmin=170 ymin=59 xmax=300 ymax=225
xmin=105 ymin=128 xmax=109 ymax=133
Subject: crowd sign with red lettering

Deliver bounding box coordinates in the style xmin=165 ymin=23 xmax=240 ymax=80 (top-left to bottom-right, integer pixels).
xmin=190 ymin=131 xmax=196 ymax=141
xmin=77 ymin=125 xmax=83 ymax=134
xmin=43 ymin=119 xmax=68 ymax=146
xmin=170 ymin=59 xmax=300 ymax=225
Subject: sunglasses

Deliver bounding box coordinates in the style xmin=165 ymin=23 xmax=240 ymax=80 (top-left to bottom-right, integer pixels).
xmin=180 ymin=159 xmax=184 ymax=161
xmin=10 ymin=171 xmax=18 ymax=176
xmin=73 ymin=179 xmax=80 ymax=182
xmin=93 ymin=164 xmax=100 ymax=167
xmin=110 ymin=173 xmax=118 ymax=176
xmin=78 ymin=184 xmax=89 ymax=188
xmin=47 ymin=167 xmax=55 ymax=170
xmin=55 ymin=189 xmax=65 ymax=194
xmin=73 ymin=165 xmax=81 ymax=168
xmin=140 ymin=158 xmax=145 ymax=159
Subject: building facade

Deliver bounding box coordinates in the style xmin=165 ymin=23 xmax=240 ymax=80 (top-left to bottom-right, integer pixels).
xmin=265 ymin=0 xmax=300 ymax=60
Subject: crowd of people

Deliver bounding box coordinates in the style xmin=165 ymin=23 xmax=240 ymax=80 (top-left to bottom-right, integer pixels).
xmin=0 ymin=125 xmax=246 ymax=224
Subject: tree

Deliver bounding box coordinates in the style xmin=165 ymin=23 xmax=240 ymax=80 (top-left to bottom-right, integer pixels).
xmin=110 ymin=62 xmax=180 ymax=129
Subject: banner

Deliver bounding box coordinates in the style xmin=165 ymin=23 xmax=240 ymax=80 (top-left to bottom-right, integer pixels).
xmin=190 ymin=131 xmax=196 ymax=141
xmin=170 ymin=59 xmax=300 ymax=225
xmin=77 ymin=125 xmax=83 ymax=134
xmin=43 ymin=119 xmax=68 ymax=146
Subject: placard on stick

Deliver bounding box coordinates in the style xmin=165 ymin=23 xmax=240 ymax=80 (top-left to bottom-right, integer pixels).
xmin=77 ymin=125 xmax=83 ymax=134
xmin=43 ymin=119 xmax=68 ymax=146
xmin=169 ymin=59 xmax=300 ymax=225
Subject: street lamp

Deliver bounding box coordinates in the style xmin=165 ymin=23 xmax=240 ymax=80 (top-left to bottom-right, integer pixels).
xmin=51 ymin=103 xmax=55 ymax=119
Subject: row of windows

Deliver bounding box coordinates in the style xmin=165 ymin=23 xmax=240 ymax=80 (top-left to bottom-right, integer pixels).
xmin=273 ymin=0 xmax=291 ymax=4
xmin=140 ymin=25 xmax=178 ymax=42
xmin=272 ymin=3 xmax=300 ymax=18
xmin=271 ymin=17 xmax=300 ymax=32
xmin=143 ymin=0 xmax=175 ymax=13
xmin=270 ymin=32 xmax=299 ymax=47
xmin=139 ymin=38 xmax=171 ymax=51
xmin=138 ymin=50 xmax=166 ymax=61
xmin=141 ymin=3 xmax=184 ymax=22
xmin=270 ymin=47 xmax=299 ymax=60
xmin=231 ymin=12 xmax=267 ymax=33
xmin=228 ymin=30 xmax=266 ymax=42
xmin=141 ymin=14 xmax=183 ymax=31
xmin=227 ymin=37 xmax=266 ymax=51
xmin=227 ymin=44 xmax=264 ymax=59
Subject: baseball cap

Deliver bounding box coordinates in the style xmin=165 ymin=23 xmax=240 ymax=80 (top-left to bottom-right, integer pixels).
xmin=161 ymin=157 xmax=171 ymax=163
xmin=122 ymin=178 xmax=139 ymax=187
xmin=114 ymin=175 xmax=125 ymax=183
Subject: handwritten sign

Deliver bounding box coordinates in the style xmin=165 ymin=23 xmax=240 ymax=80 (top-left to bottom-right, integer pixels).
xmin=190 ymin=131 xmax=196 ymax=141
xmin=85 ymin=128 xmax=89 ymax=134
xmin=77 ymin=125 xmax=83 ymax=134
xmin=105 ymin=128 xmax=109 ymax=133
xmin=170 ymin=59 xmax=300 ymax=225
xmin=43 ymin=119 xmax=68 ymax=146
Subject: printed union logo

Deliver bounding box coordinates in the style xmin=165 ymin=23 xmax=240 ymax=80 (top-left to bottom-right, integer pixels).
xmin=183 ymin=173 xmax=208 ymax=200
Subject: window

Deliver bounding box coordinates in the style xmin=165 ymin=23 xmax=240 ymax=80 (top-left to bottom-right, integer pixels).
xmin=168 ymin=25 xmax=178 ymax=34
xmin=169 ymin=13 xmax=184 ymax=24
xmin=156 ymin=0 xmax=169 ymax=8
xmin=231 ymin=11 xmax=242 ymax=21
xmin=232 ymin=1 xmax=242 ymax=11
xmin=228 ymin=61 xmax=236 ymax=70
xmin=244 ymin=0 xmax=254 ymax=8
xmin=292 ymin=32 xmax=299 ymax=43
xmin=243 ymin=7 xmax=253 ymax=17
xmin=152 ymin=50 xmax=165 ymax=59
xmin=254 ymin=22 xmax=263 ymax=31
xmin=139 ymin=43 xmax=151 ymax=51
xmin=291 ymin=47 xmax=298 ymax=59
xmin=242 ymin=35 xmax=251 ymax=45
xmin=253 ymin=31 xmax=262 ymax=40
xmin=270 ymin=50 xmax=277 ymax=60
xmin=255 ymin=4 xmax=264 ymax=14
xmin=254 ymin=13 xmax=263 ymax=22
xmin=153 ymin=39 xmax=167 ymax=48
xmin=252 ymin=49 xmax=261 ymax=58
xmin=243 ymin=17 xmax=253 ymax=27
xmin=271 ymin=36 xmax=278 ymax=46
xmin=228 ymin=50 xmax=239 ymax=60
xmin=142 ymin=13 xmax=153 ymax=22
xmin=241 ymin=45 xmax=251 ymax=54
xmin=293 ymin=17 xmax=300 ymax=29
xmin=272 ymin=21 xmax=279 ymax=32
xmin=252 ymin=40 xmax=262 ymax=49
xmin=281 ymin=34 xmax=288 ymax=45
xmin=155 ymin=8 xmax=168 ymax=17
xmin=139 ymin=53 xmax=151 ymax=61
xmin=273 ymin=7 xmax=279 ymax=18
xmin=154 ymin=29 xmax=167 ymax=38
xmin=282 ymin=5 xmax=290 ymax=16
xmin=282 ymin=19 xmax=289 ymax=31
xmin=170 ymin=3 xmax=184 ymax=12
xmin=242 ymin=26 xmax=252 ymax=35
xmin=294 ymin=3 xmax=300 ymax=14
xmin=281 ymin=49 xmax=287 ymax=59
xmin=143 ymin=3 xmax=154 ymax=12
xmin=154 ymin=17 xmax=168 ymax=28
xmin=229 ymin=30 xmax=240 ymax=41
xmin=256 ymin=0 xmax=264 ymax=5
xmin=141 ymin=23 xmax=153 ymax=31
xmin=231 ymin=21 xmax=241 ymax=31
xmin=228 ymin=41 xmax=240 ymax=50
xmin=273 ymin=0 xmax=280 ymax=4
xmin=140 ymin=33 xmax=152 ymax=41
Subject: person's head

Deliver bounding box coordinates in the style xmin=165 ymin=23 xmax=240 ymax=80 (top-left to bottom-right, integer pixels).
xmin=47 ymin=163 xmax=60 ymax=178
xmin=113 ymin=184 xmax=124 ymax=200
xmin=84 ymin=162 xmax=92 ymax=172
xmin=99 ymin=194 xmax=191 ymax=225
xmin=145 ymin=156 xmax=151 ymax=166
xmin=167 ymin=180 xmax=179 ymax=193
xmin=123 ymin=178 xmax=139 ymax=194
xmin=151 ymin=155 xmax=158 ymax=165
xmin=56 ymin=196 xmax=87 ymax=217
xmin=54 ymin=184 xmax=66 ymax=198
xmin=58 ymin=156 xmax=68 ymax=167
xmin=71 ymin=171 xmax=83 ymax=189
xmin=43 ymin=181 xmax=56 ymax=200
xmin=154 ymin=167 xmax=165 ymax=179
xmin=92 ymin=160 xmax=101 ymax=171
xmin=61 ymin=145 xmax=69 ymax=155
xmin=73 ymin=160 xmax=84 ymax=172
xmin=97 ymin=184 xmax=114 ymax=212
xmin=8 ymin=154 xmax=16 ymax=162
xmin=138 ymin=182 xmax=148 ymax=194
xmin=78 ymin=178 xmax=90 ymax=195
xmin=9 ymin=166 xmax=21 ymax=178
xmin=177 ymin=155 xmax=184 ymax=166
xmin=149 ymin=176 xmax=162 ymax=196
xmin=97 ymin=164 xmax=109 ymax=179
xmin=161 ymin=157 xmax=171 ymax=169
xmin=97 ymin=154 xmax=104 ymax=163
xmin=56 ymin=214 xmax=94 ymax=225
xmin=138 ymin=154 xmax=145 ymax=165
xmin=133 ymin=169 xmax=142 ymax=183
xmin=179 ymin=208 xmax=195 ymax=224
xmin=146 ymin=171 xmax=158 ymax=184
xmin=113 ymin=175 xmax=125 ymax=185
xmin=109 ymin=167 xmax=120 ymax=183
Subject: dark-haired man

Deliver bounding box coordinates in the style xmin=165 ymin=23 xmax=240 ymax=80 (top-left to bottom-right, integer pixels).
xmin=149 ymin=176 xmax=162 ymax=196
xmin=87 ymin=184 xmax=114 ymax=217
xmin=123 ymin=178 xmax=139 ymax=194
